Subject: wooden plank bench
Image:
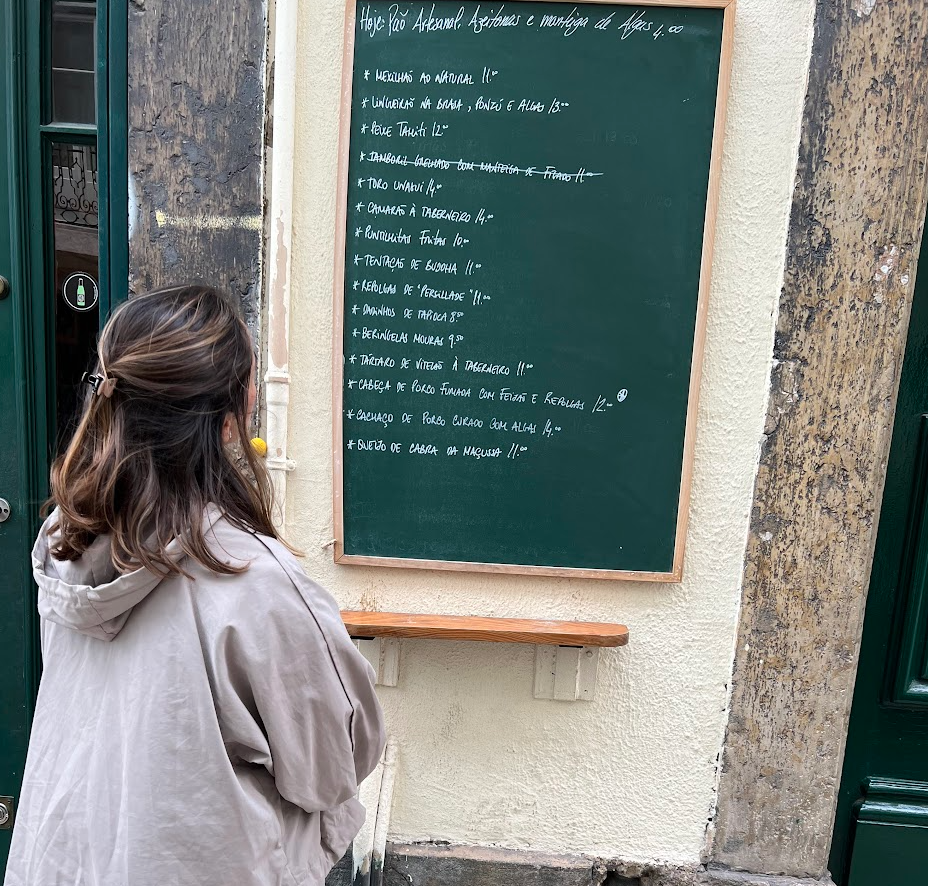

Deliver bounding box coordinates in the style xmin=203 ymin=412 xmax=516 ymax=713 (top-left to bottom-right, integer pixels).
xmin=341 ymin=611 xmax=629 ymax=647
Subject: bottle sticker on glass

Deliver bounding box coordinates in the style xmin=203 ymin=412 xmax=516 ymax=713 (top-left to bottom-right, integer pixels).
xmin=62 ymin=273 xmax=98 ymax=312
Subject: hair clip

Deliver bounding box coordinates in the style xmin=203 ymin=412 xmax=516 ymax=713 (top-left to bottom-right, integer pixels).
xmin=82 ymin=372 xmax=117 ymax=398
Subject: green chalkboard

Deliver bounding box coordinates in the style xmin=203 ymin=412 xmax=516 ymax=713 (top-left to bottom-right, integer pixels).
xmin=335 ymin=0 xmax=731 ymax=579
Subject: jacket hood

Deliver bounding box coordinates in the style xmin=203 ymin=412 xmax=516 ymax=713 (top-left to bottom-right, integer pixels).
xmin=32 ymin=507 xmax=222 ymax=642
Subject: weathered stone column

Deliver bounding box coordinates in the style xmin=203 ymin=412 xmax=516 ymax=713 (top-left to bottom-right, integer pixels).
xmin=713 ymin=0 xmax=928 ymax=879
xmin=127 ymin=0 xmax=267 ymax=331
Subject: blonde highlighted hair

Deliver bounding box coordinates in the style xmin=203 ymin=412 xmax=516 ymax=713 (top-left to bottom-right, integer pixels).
xmin=48 ymin=285 xmax=278 ymax=576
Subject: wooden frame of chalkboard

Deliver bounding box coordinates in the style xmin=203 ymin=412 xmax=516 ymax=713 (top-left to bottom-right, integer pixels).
xmin=333 ymin=0 xmax=736 ymax=581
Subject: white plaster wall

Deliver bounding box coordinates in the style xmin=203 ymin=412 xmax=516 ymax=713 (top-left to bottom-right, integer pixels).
xmin=284 ymin=0 xmax=815 ymax=866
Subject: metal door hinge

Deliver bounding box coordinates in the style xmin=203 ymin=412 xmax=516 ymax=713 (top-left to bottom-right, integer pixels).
xmin=0 ymin=796 xmax=14 ymax=829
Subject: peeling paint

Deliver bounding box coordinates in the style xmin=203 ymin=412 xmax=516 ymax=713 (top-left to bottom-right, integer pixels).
xmin=853 ymin=0 xmax=877 ymax=18
xmin=153 ymin=209 xmax=263 ymax=230
xmin=873 ymin=244 xmax=898 ymax=283
xmin=128 ymin=170 xmax=139 ymax=241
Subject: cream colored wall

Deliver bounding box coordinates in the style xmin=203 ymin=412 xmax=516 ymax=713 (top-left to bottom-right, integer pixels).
xmin=285 ymin=0 xmax=815 ymax=866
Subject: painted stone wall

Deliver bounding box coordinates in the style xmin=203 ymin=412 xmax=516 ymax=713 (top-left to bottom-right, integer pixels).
xmin=287 ymin=0 xmax=815 ymax=868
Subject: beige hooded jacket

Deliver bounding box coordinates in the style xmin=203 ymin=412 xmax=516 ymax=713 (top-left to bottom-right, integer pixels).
xmin=4 ymin=507 xmax=385 ymax=886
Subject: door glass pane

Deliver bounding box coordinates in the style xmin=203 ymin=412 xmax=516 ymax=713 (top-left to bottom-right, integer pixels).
xmin=52 ymin=141 xmax=99 ymax=448
xmin=51 ymin=0 xmax=96 ymax=125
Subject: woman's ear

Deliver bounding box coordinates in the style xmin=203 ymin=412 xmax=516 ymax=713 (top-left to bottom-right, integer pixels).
xmin=222 ymin=413 xmax=235 ymax=444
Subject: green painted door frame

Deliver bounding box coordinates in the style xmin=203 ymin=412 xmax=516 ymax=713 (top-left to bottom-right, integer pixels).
xmin=0 ymin=0 xmax=126 ymax=871
xmin=97 ymin=0 xmax=129 ymax=319
xmin=830 ymin=218 xmax=928 ymax=883
xmin=0 ymin=0 xmax=44 ymax=864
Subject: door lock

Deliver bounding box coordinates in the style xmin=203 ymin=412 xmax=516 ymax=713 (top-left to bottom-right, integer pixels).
xmin=0 ymin=796 xmax=14 ymax=829
xmin=0 ymin=275 xmax=9 ymax=300
xmin=0 ymin=499 xmax=9 ymax=523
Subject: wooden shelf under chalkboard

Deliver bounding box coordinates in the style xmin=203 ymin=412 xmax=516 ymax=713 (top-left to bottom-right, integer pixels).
xmin=341 ymin=611 xmax=628 ymax=648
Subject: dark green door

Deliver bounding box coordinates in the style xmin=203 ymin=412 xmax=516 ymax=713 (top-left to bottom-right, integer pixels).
xmin=0 ymin=0 xmax=42 ymax=866
xmin=0 ymin=0 xmax=125 ymax=872
xmin=830 ymin=221 xmax=928 ymax=884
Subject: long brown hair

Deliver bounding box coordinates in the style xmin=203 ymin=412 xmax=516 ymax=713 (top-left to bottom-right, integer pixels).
xmin=49 ymin=284 xmax=278 ymax=576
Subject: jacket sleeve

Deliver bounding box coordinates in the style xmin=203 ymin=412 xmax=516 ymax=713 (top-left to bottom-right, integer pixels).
xmin=204 ymin=540 xmax=386 ymax=814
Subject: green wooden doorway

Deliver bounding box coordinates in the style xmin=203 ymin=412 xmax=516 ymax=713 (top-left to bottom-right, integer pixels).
xmin=830 ymin=219 xmax=928 ymax=883
xmin=0 ymin=0 xmax=126 ymax=871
